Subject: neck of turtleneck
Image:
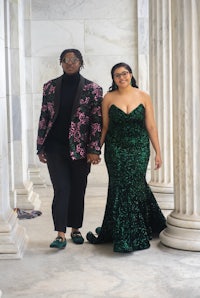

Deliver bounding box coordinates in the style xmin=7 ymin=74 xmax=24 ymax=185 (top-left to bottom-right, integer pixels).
xmin=63 ymin=72 xmax=80 ymax=84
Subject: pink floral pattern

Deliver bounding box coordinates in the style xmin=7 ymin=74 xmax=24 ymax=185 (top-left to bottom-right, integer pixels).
xmin=37 ymin=75 xmax=103 ymax=160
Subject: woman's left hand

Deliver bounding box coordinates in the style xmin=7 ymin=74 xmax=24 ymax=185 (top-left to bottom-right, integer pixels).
xmin=154 ymin=154 xmax=162 ymax=170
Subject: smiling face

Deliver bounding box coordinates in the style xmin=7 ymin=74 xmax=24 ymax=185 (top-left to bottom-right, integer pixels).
xmin=61 ymin=52 xmax=82 ymax=75
xmin=113 ymin=67 xmax=132 ymax=88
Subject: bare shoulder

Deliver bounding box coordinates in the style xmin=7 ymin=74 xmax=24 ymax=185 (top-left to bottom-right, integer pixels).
xmin=135 ymin=88 xmax=150 ymax=98
xmin=136 ymin=89 xmax=151 ymax=107
xmin=102 ymin=91 xmax=115 ymax=106
xmin=103 ymin=91 xmax=114 ymax=100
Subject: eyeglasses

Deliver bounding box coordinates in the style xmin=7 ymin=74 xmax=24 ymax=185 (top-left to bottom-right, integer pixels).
xmin=114 ymin=71 xmax=130 ymax=79
xmin=62 ymin=57 xmax=80 ymax=64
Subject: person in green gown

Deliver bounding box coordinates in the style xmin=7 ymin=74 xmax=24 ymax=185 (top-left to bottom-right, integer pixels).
xmin=86 ymin=62 xmax=166 ymax=253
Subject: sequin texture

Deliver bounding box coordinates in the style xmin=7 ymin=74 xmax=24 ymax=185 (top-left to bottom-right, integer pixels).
xmin=87 ymin=104 xmax=166 ymax=252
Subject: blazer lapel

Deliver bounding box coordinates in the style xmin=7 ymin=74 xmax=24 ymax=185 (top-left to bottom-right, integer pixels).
xmin=54 ymin=75 xmax=63 ymax=118
xmin=71 ymin=75 xmax=85 ymax=115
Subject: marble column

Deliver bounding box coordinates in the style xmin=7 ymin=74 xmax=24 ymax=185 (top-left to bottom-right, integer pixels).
xmin=160 ymin=0 xmax=200 ymax=251
xmin=149 ymin=0 xmax=174 ymax=215
xmin=6 ymin=0 xmax=40 ymax=209
xmin=24 ymin=0 xmax=46 ymax=188
xmin=137 ymin=0 xmax=152 ymax=181
xmin=137 ymin=0 xmax=149 ymax=92
xmin=0 ymin=0 xmax=27 ymax=259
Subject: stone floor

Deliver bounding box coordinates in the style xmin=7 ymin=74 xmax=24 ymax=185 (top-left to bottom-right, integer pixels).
xmin=0 ymin=165 xmax=200 ymax=298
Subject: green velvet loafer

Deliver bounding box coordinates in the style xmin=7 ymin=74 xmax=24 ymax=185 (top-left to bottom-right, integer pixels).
xmin=50 ymin=236 xmax=67 ymax=249
xmin=71 ymin=231 xmax=84 ymax=244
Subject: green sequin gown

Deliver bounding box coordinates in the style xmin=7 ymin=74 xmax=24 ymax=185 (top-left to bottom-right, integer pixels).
xmin=86 ymin=104 xmax=166 ymax=252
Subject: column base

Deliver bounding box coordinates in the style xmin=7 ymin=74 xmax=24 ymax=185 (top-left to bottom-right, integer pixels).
xmin=16 ymin=181 xmax=41 ymax=210
xmin=0 ymin=210 xmax=28 ymax=259
xmin=28 ymin=166 xmax=46 ymax=188
xmin=160 ymin=213 xmax=200 ymax=251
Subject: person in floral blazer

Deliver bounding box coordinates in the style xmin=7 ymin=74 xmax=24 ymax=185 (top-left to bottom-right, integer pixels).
xmin=36 ymin=49 xmax=103 ymax=249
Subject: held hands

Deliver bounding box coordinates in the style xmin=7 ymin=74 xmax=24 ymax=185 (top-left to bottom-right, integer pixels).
xmin=87 ymin=153 xmax=101 ymax=165
xmin=154 ymin=154 xmax=162 ymax=170
xmin=38 ymin=152 xmax=101 ymax=165
xmin=38 ymin=153 xmax=47 ymax=163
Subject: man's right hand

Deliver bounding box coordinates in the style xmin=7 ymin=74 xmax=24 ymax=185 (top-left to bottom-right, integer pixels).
xmin=38 ymin=153 xmax=47 ymax=163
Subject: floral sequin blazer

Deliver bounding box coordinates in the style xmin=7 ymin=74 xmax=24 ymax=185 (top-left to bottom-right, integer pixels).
xmin=37 ymin=74 xmax=103 ymax=160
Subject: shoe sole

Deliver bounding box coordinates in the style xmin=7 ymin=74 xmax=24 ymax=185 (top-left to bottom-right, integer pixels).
xmin=50 ymin=245 xmax=66 ymax=249
xmin=71 ymin=238 xmax=84 ymax=244
xmin=50 ymin=242 xmax=67 ymax=249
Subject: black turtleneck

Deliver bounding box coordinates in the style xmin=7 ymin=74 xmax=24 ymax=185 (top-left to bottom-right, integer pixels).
xmin=45 ymin=72 xmax=80 ymax=153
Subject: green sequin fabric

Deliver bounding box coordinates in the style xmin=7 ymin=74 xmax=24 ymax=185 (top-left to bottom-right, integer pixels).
xmin=87 ymin=104 xmax=166 ymax=252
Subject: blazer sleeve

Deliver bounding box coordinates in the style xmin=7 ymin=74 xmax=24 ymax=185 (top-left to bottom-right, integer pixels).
xmin=87 ymin=84 xmax=103 ymax=155
xmin=36 ymin=81 xmax=55 ymax=154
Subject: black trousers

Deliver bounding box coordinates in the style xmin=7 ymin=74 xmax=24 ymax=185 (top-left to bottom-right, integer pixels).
xmin=46 ymin=152 xmax=90 ymax=233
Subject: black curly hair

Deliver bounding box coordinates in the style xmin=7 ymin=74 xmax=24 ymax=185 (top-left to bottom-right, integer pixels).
xmin=109 ymin=62 xmax=138 ymax=92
